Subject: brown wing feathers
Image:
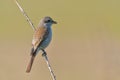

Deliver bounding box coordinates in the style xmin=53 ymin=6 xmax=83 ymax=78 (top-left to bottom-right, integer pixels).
xmin=31 ymin=27 xmax=47 ymax=56
xmin=26 ymin=27 xmax=47 ymax=73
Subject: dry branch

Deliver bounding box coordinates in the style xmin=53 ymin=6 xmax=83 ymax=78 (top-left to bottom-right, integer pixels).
xmin=15 ymin=0 xmax=36 ymax=31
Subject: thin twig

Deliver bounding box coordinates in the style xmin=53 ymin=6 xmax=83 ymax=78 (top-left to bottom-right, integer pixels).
xmin=14 ymin=1 xmax=56 ymax=80
xmin=14 ymin=0 xmax=36 ymax=31
xmin=43 ymin=54 xmax=56 ymax=80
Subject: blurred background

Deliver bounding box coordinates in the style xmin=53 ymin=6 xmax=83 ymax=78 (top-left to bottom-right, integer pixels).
xmin=0 ymin=0 xmax=120 ymax=80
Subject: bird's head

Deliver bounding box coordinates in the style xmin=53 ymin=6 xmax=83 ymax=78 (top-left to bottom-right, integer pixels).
xmin=40 ymin=16 xmax=57 ymax=27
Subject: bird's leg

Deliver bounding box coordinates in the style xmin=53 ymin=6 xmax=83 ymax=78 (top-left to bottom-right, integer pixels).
xmin=42 ymin=49 xmax=47 ymax=56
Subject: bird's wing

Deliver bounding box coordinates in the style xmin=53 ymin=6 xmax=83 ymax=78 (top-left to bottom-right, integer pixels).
xmin=32 ymin=26 xmax=47 ymax=51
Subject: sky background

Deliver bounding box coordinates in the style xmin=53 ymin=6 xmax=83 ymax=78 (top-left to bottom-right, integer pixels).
xmin=0 ymin=0 xmax=120 ymax=80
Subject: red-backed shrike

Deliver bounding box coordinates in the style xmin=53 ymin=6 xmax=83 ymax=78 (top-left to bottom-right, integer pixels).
xmin=26 ymin=16 xmax=57 ymax=73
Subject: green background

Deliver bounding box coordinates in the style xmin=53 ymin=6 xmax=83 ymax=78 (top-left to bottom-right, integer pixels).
xmin=0 ymin=0 xmax=120 ymax=80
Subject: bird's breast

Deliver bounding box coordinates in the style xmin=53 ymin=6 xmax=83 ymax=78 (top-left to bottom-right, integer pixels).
xmin=40 ymin=28 xmax=52 ymax=49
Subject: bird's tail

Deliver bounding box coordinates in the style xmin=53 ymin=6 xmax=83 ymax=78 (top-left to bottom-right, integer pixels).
xmin=26 ymin=55 xmax=35 ymax=73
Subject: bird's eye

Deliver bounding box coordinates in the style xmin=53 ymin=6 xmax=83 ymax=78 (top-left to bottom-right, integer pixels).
xmin=45 ymin=20 xmax=51 ymax=23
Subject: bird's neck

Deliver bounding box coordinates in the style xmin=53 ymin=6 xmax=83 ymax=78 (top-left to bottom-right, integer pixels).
xmin=44 ymin=23 xmax=52 ymax=28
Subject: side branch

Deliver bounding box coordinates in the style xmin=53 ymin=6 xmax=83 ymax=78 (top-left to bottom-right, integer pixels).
xmin=14 ymin=0 xmax=36 ymax=31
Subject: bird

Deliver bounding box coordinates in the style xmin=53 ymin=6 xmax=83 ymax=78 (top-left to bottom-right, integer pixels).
xmin=26 ymin=16 xmax=57 ymax=73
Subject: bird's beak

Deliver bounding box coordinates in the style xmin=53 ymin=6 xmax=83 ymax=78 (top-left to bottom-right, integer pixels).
xmin=52 ymin=20 xmax=57 ymax=24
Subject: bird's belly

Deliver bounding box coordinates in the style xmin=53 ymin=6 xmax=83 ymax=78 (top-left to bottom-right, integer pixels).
xmin=40 ymin=31 xmax=52 ymax=49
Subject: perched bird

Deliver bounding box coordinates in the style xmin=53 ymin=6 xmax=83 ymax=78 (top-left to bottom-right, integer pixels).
xmin=26 ymin=16 xmax=57 ymax=73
